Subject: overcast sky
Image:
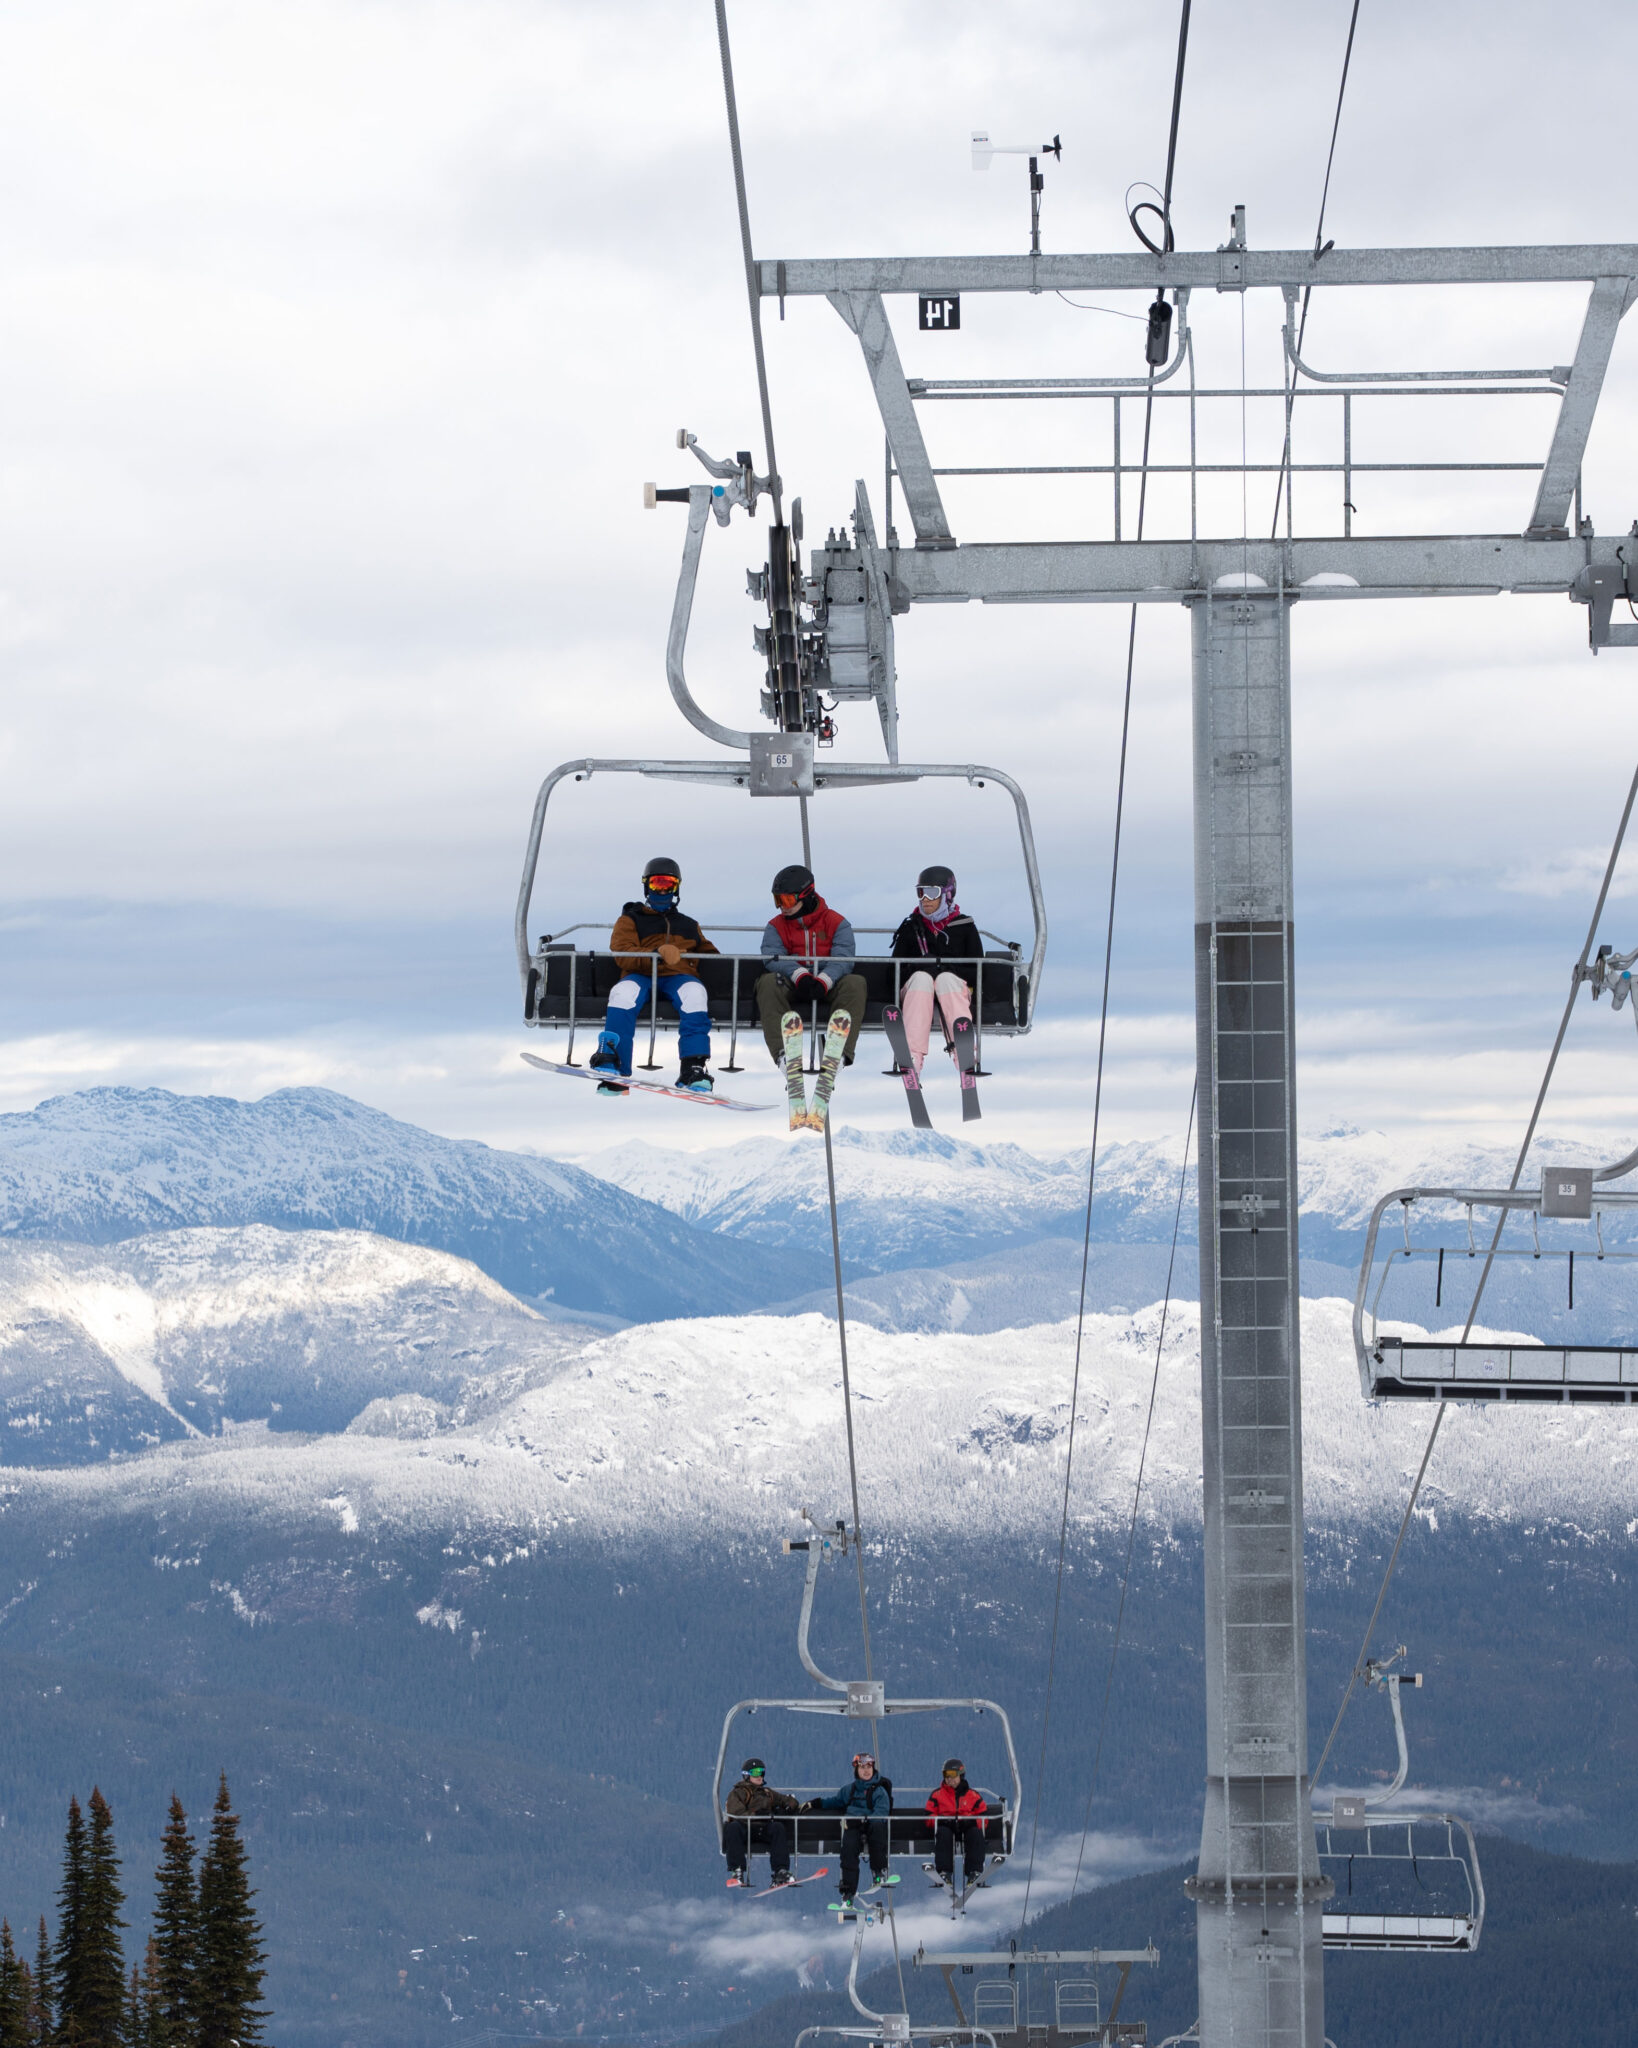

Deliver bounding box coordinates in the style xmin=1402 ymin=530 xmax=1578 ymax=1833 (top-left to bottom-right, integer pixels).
xmin=3 ymin=0 xmax=1638 ymax=1161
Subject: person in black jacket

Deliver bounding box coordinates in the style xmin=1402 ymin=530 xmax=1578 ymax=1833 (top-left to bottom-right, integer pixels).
xmin=890 ymin=865 xmax=985 ymax=1073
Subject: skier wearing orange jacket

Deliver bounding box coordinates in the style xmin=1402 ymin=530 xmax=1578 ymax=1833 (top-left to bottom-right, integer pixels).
xmin=924 ymin=1757 xmax=987 ymax=1891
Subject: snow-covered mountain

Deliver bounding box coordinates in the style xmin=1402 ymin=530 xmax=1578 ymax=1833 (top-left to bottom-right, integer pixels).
xmin=0 ymin=1226 xmax=585 ymax=1461
xmin=0 ymin=1087 xmax=818 ymax=1318
xmin=10 ymin=1296 xmax=1633 ymax=1547
xmin=577 ymin=1123 xmax=1638 ymax=1276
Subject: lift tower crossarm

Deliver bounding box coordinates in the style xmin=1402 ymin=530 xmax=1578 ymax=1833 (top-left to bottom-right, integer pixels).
xmin=868 ymin=534 xmax=1631 ymax=606
xmin=760 ymin=246 xmax=1638 ymax=295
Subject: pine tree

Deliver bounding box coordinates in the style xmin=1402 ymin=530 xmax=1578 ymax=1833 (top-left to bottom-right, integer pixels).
xmin=193 ymin=1779 xmax=266 ymax=2048
xmin=57 ymin=1789 xmax=125 ymax=2047
xmin=150 ymin=1799 xmax=196 ymax=2048
xmin=138 ymin=1942 xmax=163 ymax=2048
xmin=29 ymin=1919 xmax=53 ymax=2048
xmin=54 ymin=1799 xmax=86 ymax=2045
xmin=122 ymin=1966 xmax=141 ymax=2048
xmin=0 ymin=1922 xmax=27 ymax=2048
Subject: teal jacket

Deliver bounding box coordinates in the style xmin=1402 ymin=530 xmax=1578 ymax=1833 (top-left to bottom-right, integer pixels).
xmin=818 ymin=1774 xmax=891 ymax=1818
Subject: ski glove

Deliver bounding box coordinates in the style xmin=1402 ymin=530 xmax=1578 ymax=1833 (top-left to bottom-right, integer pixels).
xmin=791 ymin=970 xmax=830 ymax=1002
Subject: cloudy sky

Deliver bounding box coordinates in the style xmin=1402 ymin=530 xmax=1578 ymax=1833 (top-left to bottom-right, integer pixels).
xmin=3 ymin=0 xmax=1637 ymax=1160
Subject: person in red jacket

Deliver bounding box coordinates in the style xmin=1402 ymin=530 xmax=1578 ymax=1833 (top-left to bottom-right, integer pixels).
xmin=924 ymin=1757 xmax=987 ymax=1891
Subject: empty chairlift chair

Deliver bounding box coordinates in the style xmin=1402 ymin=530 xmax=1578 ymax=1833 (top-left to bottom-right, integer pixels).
xmin=1316 ymin=1651 xmax=1485 ymax=1953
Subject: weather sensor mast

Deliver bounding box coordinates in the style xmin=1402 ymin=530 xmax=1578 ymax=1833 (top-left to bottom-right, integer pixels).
xmin=971 ymin=131 xmax=1061 ymax=256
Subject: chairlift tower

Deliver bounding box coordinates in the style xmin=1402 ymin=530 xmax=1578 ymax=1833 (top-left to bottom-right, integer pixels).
xmin=759 ymin=222 xmax=1638 ymax=2048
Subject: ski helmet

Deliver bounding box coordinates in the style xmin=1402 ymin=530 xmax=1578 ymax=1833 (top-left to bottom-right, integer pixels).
xmin=852 ymin=1752 xmax=876 ymax=1771
xmin=941 ymin=1758 xmax=965 ymax=1777
xmin=741 ymin=1758 xmax=767 ymax=1777
xmin=643 ymin=856 xmax=681 ymax=890
xmin=917 ymin=864 xmax=955 ymax=892
xmin=771 ymin=862 xmax=815 ymax=902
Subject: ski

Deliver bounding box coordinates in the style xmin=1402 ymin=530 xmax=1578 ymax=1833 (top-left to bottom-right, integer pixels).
xmin=826 ymin=1873 xmax=900 ymax=1914
xmin=950 ymin=1015 xmax=982 ymax=1123
xmin=882 ymin=1008 xmax=933 ymax=1131
xmin=520 ymin=1052 xmax=772 ymax=1113
xmin=807 ymin=1010 xmax=852 ymax=1128
xmin=735 ymin=1865 xmax=830 ymax=1899
xmin=781 ymin=1010 xmax=810 ymax=1132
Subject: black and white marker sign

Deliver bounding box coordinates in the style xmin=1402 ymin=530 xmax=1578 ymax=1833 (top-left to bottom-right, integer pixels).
xmin=918 ymin=294 xmax=961 ymax=331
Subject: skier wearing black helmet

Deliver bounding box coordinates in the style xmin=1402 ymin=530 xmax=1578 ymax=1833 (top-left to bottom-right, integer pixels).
xmin=807 ymin=1751 xmax=893 ymax=1901
xmin=723 ymin=1757 xmax=801 ymax=1888
xmin=588 ymin=858 xmax=721 ymax=1094
xmin=755 ymin=864 xmax=868 ymax=1067
xmin=890 ymin=865 xmax=985 ymax=1073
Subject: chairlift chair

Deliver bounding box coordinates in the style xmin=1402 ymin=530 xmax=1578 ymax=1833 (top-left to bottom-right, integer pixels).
xmin=793 ymin=1905 xmax=1001 ymax=2048
xmin=711 ymin=1520 xmax=1023 ymax=1881
xmin=1354 ymin=1179 xmax=1638 ymax=1402
xmin=911 ymin=1946 xmax=1159 ymax=2048
xmin=1316 ymin=1650 xmax=1485 ymax=1953
xmin=516 ymin=753 xmax=1047 ymax=1069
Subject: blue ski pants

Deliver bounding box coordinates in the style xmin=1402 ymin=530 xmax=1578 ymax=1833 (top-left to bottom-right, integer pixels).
xmin=602 ymin=972 xmax=710 ymax=1072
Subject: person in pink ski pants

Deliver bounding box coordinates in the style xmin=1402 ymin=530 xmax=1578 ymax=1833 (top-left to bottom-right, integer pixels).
xmin=890 ymin=865 xmax=986 ymax=1070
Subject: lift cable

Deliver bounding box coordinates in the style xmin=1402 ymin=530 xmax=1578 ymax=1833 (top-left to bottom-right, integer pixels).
xmin=712 ymin=0 xmax=784 ymax=525
xmin=1069 ymin=1080 xmax=1198 ymax=1900
xmin=1313 ymin=752 xmax=1638 ymax=1788
xmin=1271 ymin=0 xmax=1364 ymax=537
xmin=1019 ymin=0 xmax=1195 ymax=1934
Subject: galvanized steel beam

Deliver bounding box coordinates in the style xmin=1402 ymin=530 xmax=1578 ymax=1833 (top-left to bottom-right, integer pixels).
xmin=810 ymin=533 xmax=1622 ymax=607
xmin=762 ymin=246 xmax=1638 ymax=298
xmin=1186 ymin=590 xmax=1327 ymax=2048
xmin=826 ymin=289 xmax=954 ymax=547
xmin=1527 ymin=276 xmax=1638 ymax=537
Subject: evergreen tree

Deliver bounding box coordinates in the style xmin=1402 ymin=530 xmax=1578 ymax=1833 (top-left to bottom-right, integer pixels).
xmin=150 ymin=1799 xmax=196 ymax=2048
xmin=137 ymin=1943 xmax=163 ymax=2048
xmin=193 ymin=1780 xmax=266 ymax=2048
xmin=0 ymin=1922 xmax=27 ymax=2048
xmin=121 ymin=1968 xmax=140 ymax=2048
xmin=29 ymin=1920 xmax=53 ymax=2048
xmin=57 ymin=1789 xmax=125 ymax=2047
xmin=54 ymin=1797 xmax=86 ymax=2039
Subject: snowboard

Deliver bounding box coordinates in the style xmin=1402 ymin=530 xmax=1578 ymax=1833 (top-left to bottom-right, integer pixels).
xmin=806 ymin=1010 xmax=852 ymax=1128
xmin=781 ymin=1011 xmax=810 ymax=1132
xmin=520 ymin=1052 xmax=771 ymax=1113
xmin=730 ymin=1865 xmax=831 ymax=1898
xmin=882 ymin=1009 xmax=932 ymax=1131
xmin=950 ymin=1015 xmax=982 ymax=1123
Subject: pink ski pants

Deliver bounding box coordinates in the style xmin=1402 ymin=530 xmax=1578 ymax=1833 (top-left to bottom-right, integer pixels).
xmin=900 ymin=970 xmax=972 ymax=1069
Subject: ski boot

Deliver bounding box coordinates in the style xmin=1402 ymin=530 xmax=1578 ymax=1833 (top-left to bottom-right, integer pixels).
xmin=588 ymin=1032 xmax=629 ymax=1097
xmin=769 ymin=1871 xmax=793 ymax=1888
xmin=726 ymin=1867 xmax=751 ymax=1889
xmin=676 ymin=1055 xmax=714 ymax=1095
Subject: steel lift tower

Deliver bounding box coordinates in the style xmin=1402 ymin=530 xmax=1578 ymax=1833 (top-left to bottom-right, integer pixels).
xmin=763 ymin=229 xmax=1638 ymax=2048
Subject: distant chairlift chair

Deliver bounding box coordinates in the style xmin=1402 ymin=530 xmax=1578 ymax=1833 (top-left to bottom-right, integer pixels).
xmin=711 ymin=1520 xmax=1022 ymax=1897
xmin=1316 ymin=1650 xmax=1485 ymax=1953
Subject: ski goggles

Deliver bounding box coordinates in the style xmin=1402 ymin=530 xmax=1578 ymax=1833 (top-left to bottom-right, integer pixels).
xmin=645 ymin=876 xmax=680 ymax=893
xmin=852 ymin=1753 xmax=876 ymax=1770
xmin=742 ymin=1768 xmax=766 ymax=1780
xmin=775 ymin=891 xmax=805 ymax=911
xmin=917 ymin=882 xmax=945 ymax=897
